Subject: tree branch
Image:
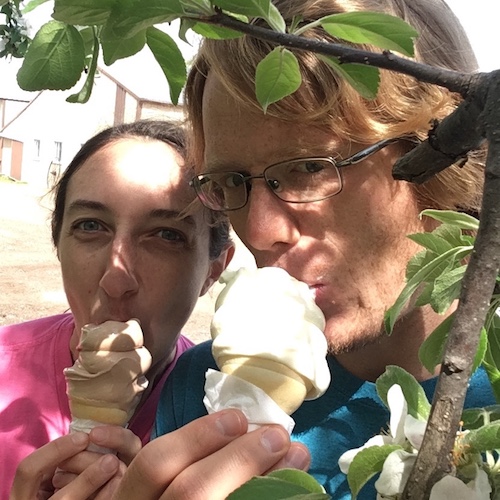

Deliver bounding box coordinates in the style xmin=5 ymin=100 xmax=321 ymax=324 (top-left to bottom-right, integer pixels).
xmin=199 ymin=11 xmax=477 ymax=95
xmin=401 ymin=69 xmax=500 ymax=500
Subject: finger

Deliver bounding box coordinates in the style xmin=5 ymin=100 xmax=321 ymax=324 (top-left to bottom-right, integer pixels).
xmin=89 ymin=426 xmax=142 ymax=465
xmin=162 ymin=424 xmax=293 ymax=500
xmin=50 ymin=454 xmax=120 ymax=500
xmin=112 ymin=409 xmax=248 ymax=499
xmin=265 ymin=442 xmax=311 ymax=473
xmin=10 ymin=433 xmax=89 ymax=500
xmin=53 ymin=457 xmax=127 ymax=490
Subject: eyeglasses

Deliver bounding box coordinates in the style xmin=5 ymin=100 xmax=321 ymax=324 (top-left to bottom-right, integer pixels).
xmin=190 ymin=137 xmax=410 ymax=212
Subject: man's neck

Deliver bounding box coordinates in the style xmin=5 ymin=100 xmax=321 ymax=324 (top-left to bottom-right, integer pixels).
xmin=335 ymin=304 xmax=454 ymax=382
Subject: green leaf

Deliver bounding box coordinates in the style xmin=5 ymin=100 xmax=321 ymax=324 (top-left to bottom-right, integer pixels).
xmin=53 ymin=0 xmax=116 ymax=25
xmin=463 ymin=422 xmax=500 ymax=453
xmin=419 ymin=313 xmax=455 ymax=372
xmin=17 ymin=21 xmax=85 ymax=91
xmin=146 ymin=27 xmax=187 ymax=105
xmin=192 ymin=21 xmax=244 ymax=39
xmin=106 ymin=0 xmax=184 ymax=39
xmin=211 ymin=0 xmax=285 ymax=32
xmin=66 ymin=27 xmax=99 ymax=103
xmin=101 ymin=24 xmax=146 ymax=65
xmin=226 ymin=475 xmax=329 ymax=499
xmin=178 ymin=18 xmax=196 ymax=44
xmin=414 ymin=281 xmax=434 ymax=307
xmin=267 ymin=469 xmax=326 ymax=493
xmin=255 ymin=47 xmax=301 ymax=113
xmin=376 ymin=365 xmax=431 ymax=419
xmin=347 ymin=445 xmax=402 ymax=499
xmin=462 ymin=405 xmax=500 ymax=430
xmin=317 ymin=12 xmax=418 ymax=56
xmin=407 ymin=232 xmax=455 ymax=255
xmin=22 ymin=0 xmax=50 ymax=15
xmin=484 ymin=312 xmax=500 ymax=403
xmin=420 ymin=209 xmax=480 ymax=231
xmin=384 ymin=245 xmax=473 ymax=334
xmin=318 ymin=55 xmax=379 ymax=99
xmin=179 ymin=0 xmax=213 ymax=16
xmin=430 ymin=265 xmax=466 ymax=314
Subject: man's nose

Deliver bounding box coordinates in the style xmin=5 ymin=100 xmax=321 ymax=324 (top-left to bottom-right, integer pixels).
xmin=240 ymin=183 xmax=300 ymax=251
xmin=99 ymin=239 xmax=139 ymax=298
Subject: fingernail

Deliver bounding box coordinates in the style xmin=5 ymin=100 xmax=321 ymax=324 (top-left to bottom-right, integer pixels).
xmin=216 ymin=410 xmax=244 ymax=437
xmin=284 ymin=446 xmax=310 ymax=470
xmin=100 ymin=454 xmax=118 ymax=473
xmin=71 ymin=432 xmax=88 ymax=446
xmin=260 ymin=426 xmax=288 ymax=453
xmin=91 ymin=427 xmax=108 ymax=443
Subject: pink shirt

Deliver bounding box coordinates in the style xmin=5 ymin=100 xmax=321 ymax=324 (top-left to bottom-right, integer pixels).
xmin=0 ymin=313 xmax=193 ymax=498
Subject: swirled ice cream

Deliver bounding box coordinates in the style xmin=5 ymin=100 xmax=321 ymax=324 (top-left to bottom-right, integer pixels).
xmin=211 ymin=267 xmax=330 ymax=415
xmin=65 ymin=319 xmax=152 ymax=427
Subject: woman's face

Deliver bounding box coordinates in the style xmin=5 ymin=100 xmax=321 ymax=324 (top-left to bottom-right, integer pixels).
xmin=57 ymin=138 xmax=229 ymax=366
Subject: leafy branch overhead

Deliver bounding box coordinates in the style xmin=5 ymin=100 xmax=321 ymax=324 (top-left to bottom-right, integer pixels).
xmin=14 ymin=0 xmax=421 ymax=105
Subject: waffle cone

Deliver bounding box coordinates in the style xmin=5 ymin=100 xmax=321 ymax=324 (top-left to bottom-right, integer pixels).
xmin=68 ymin=398 xmax=129 ymax=426
xmin=218 ymin=356 xmax=312 ymax=414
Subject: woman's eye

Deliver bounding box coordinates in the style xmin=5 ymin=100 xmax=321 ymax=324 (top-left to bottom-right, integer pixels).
xmin=76 ymin=220 xmax=102 ymax=231
xmin=156 ymin=229 xmax=184 ymax=242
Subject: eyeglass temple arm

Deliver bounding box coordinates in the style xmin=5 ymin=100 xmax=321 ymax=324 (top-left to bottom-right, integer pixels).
xmin=336 ymin=137 xmax=419 ymax=167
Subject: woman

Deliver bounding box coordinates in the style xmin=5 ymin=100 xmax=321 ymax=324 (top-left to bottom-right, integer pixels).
xmin=1 ymin=119 xmax=233 ymax=498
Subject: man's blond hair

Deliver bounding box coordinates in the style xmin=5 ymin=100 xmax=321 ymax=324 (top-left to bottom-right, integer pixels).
xmin=185 ymin=0 xmax=485 ymax=213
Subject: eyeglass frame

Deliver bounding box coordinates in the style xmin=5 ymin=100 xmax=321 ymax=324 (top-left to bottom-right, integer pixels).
xmin=190 ymin=137 xmax=416 ymax=212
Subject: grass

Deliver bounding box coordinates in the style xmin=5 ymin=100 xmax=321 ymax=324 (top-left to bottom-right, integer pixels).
xmin=0 ymin=174 xmax=26 ymax=184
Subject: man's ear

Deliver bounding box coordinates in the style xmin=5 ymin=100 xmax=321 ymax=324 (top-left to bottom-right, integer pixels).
xmin=200 ymin=243 xmax=235 ymax=296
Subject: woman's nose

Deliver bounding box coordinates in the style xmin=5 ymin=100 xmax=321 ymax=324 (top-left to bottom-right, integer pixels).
xmin=99 ymin=240 xmax=139 ymax=298
xmin=239 ymin=183 xmax=300 ymax=252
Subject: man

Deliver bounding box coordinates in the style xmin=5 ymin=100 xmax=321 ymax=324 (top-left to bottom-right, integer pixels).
xmin=155 ymin=0 xmax=493 ymax=498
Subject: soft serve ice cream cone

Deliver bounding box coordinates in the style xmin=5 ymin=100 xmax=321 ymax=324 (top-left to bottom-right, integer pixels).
xmin=64 ymin=319 xmax=152 ymax=440
xmin=209 ymin=267 xmax=330 ymax=417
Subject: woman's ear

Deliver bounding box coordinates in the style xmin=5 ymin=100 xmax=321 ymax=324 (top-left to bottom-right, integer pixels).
xmin=200 ymin=243 xmax=235 ymax=296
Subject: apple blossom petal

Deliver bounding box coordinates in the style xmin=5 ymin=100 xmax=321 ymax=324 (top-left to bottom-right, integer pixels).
xmin=469 ymin=469 xmax=492 ymax=498
xmin=338 ymin=435 xmax=391 ymax=473
xmin=387 ymin=384 xmax=407 ymax=444
xmin=374 ymin=449 xmax=416 ymax=497
xmin=404 ymin=414 xmax=427 ymax=450
xmin=430 ymin=475 xmax=475 ymax=500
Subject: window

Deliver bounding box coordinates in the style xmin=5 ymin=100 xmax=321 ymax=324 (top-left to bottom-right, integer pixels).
xmin=34 ymin=139 xmax=41 ymax=159
xmin=54 ymin=141 xmax=62 ymax=162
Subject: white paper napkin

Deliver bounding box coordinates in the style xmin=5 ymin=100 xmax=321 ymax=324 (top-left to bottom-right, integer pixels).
xmin=203 ymin=368 xmax=295 ymax=434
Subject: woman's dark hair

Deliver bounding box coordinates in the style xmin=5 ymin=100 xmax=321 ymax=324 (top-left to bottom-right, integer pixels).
xmin=51 ymin=119 xmax=230 ymax=259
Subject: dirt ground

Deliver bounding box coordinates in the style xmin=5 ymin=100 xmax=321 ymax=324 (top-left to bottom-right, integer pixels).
xmin=0 ymin=181 xmax=233 ymax=344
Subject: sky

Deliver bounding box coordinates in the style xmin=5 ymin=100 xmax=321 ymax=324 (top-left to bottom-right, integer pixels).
xmin=446 ymin=0 xmax=499 ymax=72
xmin=5 ymin=1 xmax=499 ymax=102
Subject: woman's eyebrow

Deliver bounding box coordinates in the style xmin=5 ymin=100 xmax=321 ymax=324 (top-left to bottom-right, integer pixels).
xmin=66 ymin=199 xmax=109 ymax=214
xmin=149 ymin=208 xmax=197 ymax=226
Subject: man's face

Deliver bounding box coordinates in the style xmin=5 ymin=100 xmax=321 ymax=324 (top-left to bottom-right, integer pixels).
xmin=202 ymin=74 xmax=429 ymax=354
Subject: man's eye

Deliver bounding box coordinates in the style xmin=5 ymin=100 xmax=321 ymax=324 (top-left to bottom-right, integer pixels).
xmin=301 ymin=161 xmax=325 ymax=173
xmin=223 ymin=173 xmax=245 ymax=188
xmin=156 ymin=229 xmax=184 ymax=242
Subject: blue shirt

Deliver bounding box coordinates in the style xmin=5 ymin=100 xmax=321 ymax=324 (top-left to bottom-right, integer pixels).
xmin=155 ymin=340 xmax=495 ymax=499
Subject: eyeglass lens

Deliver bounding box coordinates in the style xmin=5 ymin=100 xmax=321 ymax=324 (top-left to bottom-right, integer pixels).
xmin=195 ymin=158 xmax=342 ymax=210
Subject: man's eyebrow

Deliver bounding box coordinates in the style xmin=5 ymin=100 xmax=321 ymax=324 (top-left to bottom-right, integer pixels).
xmin=149 ymin=208 xmax=197 ymax=226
